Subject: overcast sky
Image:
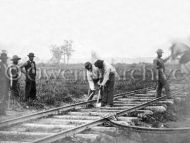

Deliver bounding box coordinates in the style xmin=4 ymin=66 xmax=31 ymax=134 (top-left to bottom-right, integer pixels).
xmin=0 ymin=0 xmax=190 ymax=63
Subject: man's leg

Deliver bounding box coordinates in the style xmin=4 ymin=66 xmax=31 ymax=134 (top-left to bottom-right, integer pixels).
xmin=30 ymin=81 xmax=37 ymax=100
xmin=107 ymin=74 xmax=115 ymax=106
xmin=156 ymin=81 xmax=162 ymax=98
xmin=0 ymin=93 xmax=6 ymax=115
xmin=101 ymin=86 xmax=107 ymax=106
xmin=0 ymin=85 xmax=4 ymax=114
xmin=25 ymin=81 xmax=31 ymax=102
xmin=163 ymin=79 xmax=171 ymax=98
xmin=11 ymin=80 xmax=20 ymax=98
xmin=0 ymin=84 xmax=9 ymax=115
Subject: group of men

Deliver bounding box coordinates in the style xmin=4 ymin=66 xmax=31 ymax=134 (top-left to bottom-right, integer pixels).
xmin=0 ymin=52 xmax=37 ymax=115
xmin=85 ymin=60 xmax=117 ymax=107
xmin=0 ymin=48 xmax=171 ymax=114
xmin=85 ymin=49 xmax=172 ymax=107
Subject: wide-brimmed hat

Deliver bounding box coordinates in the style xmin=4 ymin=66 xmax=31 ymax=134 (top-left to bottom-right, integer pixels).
xmin=156 ymin=49 xmax=164 ymax=53
xmin=28 ymin=52 xmax=35 ymax=57
xmin=11 ymin=55 xmax=21 ymax=61
xmin=0 ymin=53 xmax=8 ymax=59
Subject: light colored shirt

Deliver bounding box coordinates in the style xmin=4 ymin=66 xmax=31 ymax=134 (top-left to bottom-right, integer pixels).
xmin=87 ymin=65 xmax=100 ymax=90
xmin=101 ymin=61 xmax=117 ymax=86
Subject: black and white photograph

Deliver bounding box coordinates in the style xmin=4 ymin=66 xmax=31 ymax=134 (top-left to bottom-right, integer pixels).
xmin=0 ymin=0 xmax=190 ymax=143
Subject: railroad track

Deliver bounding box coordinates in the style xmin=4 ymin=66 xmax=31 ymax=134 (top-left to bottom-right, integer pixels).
xmin=0 ymin=85 xmax=187 ymax=143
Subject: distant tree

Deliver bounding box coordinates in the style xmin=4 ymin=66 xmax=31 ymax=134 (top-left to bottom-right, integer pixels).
xmin=91 ymin=50 xmax=100 ymax=63
xmin=64 ymin=40 xmax=74 ymax=64
xmin=111 ymin=58 xmax=115 ymax=65
xmin=50 ymin=40 xmax=74 ymax=64
xmin=50 ymin=45 xmax=63 ymax=64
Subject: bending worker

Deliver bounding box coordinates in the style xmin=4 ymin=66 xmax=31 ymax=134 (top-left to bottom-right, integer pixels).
xmin=153 ymin=49 xmax=171 ymax=99
xmin=84 ymin=62 xmax=101 ymax=101
xmin=94 ymin=60 xmax=117 ymax=107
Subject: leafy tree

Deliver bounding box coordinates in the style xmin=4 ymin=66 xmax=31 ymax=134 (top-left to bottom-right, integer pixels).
xmin=50 ymin=40 xmax=74 ymax=64
xmin=50 ymin=45 xmax=63 ymax=64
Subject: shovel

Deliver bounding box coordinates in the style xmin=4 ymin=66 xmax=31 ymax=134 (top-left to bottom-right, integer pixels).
xmin=95 ymin=88 xmax=101 ymax=108
xmin=87 ymin=90 xmax=95 ymax=101
xmin=86 ymin=90 xmax=95 ymax=108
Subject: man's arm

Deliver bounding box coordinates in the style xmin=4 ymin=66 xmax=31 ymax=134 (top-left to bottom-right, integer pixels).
xmin=19 ymin=62 xmax=27 ymax=74
xmin=87 ymin=71 xmax=95 ymax=91
xmin=163 ymin=56 xmax=171 ymax=63
xmin=96 ymin=68 xmax=103 ymax=84
xmin=100 ymin=68 xmax=111 ymax=86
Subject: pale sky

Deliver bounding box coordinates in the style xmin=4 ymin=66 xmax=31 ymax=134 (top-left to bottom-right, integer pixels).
xmin=0 ymin=0 xmax=190 ymax=63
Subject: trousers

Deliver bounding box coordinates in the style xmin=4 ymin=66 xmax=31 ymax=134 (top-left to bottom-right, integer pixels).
xmin=101 ymin=73 xmax=115 ymax=106
xmin=25 ymin=79 xmax=36 ymax=101
xmin=156 ymin=76 xmax=170 ymax=98
xmin=0 ymin=81 xmax=9 ymax=114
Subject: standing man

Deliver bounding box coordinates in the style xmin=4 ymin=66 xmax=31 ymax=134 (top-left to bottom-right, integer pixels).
xmin=153 ymin=49 xmax=171 ymax=99
xmin=84 ymin=62 xmax=101 ymax=101
xmin=0 ymin=52 xmax=9 ymax=115
xmin=94 ymin=60 xmax=116 ymax=107
xmin=20 ymin=53 xmax=37 ymax=103
xmin=9 ymin=55 xmax=22 ymax=101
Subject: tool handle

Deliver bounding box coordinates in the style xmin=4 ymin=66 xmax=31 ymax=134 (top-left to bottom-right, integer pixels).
xmin=96 ymin=89 xmax=101 ymax=103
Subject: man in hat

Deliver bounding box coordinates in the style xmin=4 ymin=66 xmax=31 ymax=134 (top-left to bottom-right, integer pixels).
xmin=0 ymin=52 xmax=9 ymax=115
xmin=153 ymin=49 xmax=171 ymax=99
xmin=9 ymin=55 xmax=22 ymax=101
xmin=84 ymin=62 xmax=101 ymax=102
xmin=20 ymin=53 xmax=37 ymax=103
xmin=94 ymin=60 xmax=117 ymax=107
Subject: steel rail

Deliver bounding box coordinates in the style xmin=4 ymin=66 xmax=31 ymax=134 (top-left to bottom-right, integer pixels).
xmin=0 ymin=87 xmax=154 ymax=129
xmin=0 ymin=100 xmax=97 ymax=129
xmin=32 ymin=96 xmax=167 ymax=143
xmin=109 ymin=121 xmax=190 ymax=134
xmin=114 ymin=87 xmax=155 ymax=99
xmin=170 ymin=88 xmax=188 ymax=97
